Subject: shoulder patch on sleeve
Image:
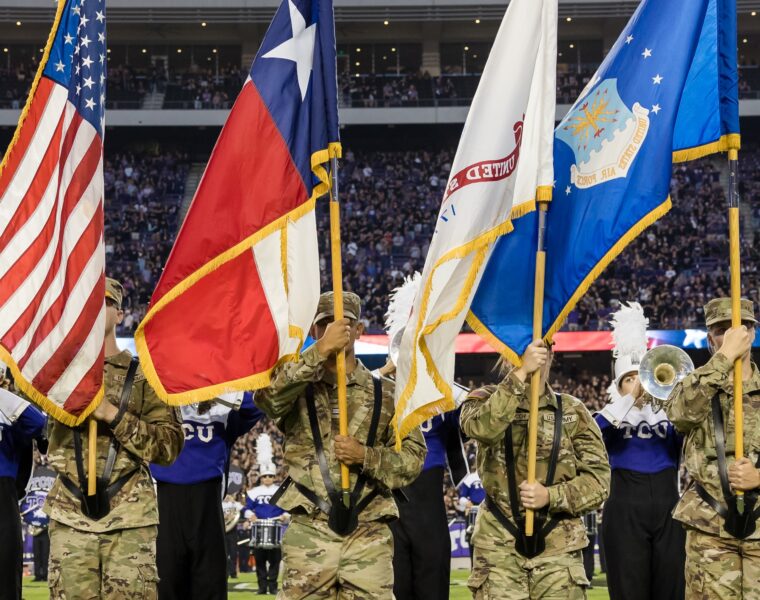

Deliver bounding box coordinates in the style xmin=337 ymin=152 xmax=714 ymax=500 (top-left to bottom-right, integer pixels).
xmin=466 ymin=385 xmax=497 ymax=401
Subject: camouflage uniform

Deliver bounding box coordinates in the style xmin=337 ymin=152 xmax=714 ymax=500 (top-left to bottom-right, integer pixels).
xmin=460 ymin=373 xmax=610 ymax=599
xmin=256 ymin=296 xmax=426 ymax=599
xmin=45 ymin=279 xmax=183 ymax=599
xmin=664 ymin=298 xmax=760 ymax=599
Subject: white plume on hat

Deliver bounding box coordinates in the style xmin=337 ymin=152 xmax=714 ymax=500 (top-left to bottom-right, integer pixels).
xmin=255 ymin=433 xmax=276 ymax=477
xmin=385 ymin=272 xmax=422 ymax=340
xmin=610 ymin=302 xmax=649 ymax=388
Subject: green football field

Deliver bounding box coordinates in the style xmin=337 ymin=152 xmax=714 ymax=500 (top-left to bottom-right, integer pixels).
xmin=23 ymin=570 xmax=611 ymax=599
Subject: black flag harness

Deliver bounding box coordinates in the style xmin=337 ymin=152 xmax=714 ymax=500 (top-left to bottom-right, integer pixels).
xmin=485 ymin=394 xmax=573 ymax=558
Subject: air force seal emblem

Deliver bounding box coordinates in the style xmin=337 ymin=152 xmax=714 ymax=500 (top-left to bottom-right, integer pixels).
xmin=557 ymin=79 xmax=649 ymax=189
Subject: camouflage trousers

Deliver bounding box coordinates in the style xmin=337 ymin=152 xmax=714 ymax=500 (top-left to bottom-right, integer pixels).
xmin=278 ymin=514 xmax=394 ymax=600
xmin=468 ymin=505 xmax=588 ymax=599
xmin=686 ymin=528 xmax=760 ymax=599
xmin=48 ymin=520 xmax=159 ymax=600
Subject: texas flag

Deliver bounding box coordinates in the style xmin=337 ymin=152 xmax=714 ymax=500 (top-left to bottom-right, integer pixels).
xmin=135 ymin=0 xmax=340 ymax=404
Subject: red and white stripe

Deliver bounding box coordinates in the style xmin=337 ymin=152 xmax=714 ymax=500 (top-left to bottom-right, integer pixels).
xmin=0 ymin=77 xmax=105 ymax=420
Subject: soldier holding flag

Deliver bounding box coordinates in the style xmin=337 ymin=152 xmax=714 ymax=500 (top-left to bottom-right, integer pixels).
xmin=256 ymin=291 xmax=425 ymax=599
xmin=461 ymin=341 xmax=609 ymax=598
xmin=45 ymin=279 xmax=183 ymax=599
xmin=665 ymin=298 xmax=760 ymax=598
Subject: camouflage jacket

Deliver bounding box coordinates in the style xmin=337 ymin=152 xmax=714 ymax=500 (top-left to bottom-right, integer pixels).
xmin=460 ymin=373 xmax=610 ymax=556
xmin=255 ymin=344 xmax=426 ymax=522
xmin=665 ymin=352 xmax=760 ymax=538
xmin=45 ymin=351 xmax=183 ymax=533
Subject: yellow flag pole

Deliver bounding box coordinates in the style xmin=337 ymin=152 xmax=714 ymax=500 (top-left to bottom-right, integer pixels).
xmin=329 ymin=155 xmax=351 ymax=508
xmin=526 ymin=200 xmax=549 ymax=535
xmin=728 ymin=147 xmax=744 ymax=514
xmin=87 ymin=418 xmax=97 ymax=496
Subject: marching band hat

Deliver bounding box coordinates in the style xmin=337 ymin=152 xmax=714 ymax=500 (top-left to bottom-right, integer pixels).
xmin=610 ymin=302 xmax=649 ymax=388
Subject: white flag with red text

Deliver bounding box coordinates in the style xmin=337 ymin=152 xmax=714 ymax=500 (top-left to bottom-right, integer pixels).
xmin=393 ymin=0 xmax=557 ymax=444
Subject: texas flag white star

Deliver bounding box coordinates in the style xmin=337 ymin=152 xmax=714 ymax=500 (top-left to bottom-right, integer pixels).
xmin=262 ymin=0 xmax=317 ymax=101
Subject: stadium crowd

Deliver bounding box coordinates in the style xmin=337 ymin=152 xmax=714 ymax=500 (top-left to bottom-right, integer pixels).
xmin=101 ymin=145 xmax=759 ymax=337
xmin=104 ymin=151 xmax=190 ymax=335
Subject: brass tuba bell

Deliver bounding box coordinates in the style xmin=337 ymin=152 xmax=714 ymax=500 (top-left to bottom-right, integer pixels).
xmin=639 ymin=345 xmax=694 ymax=408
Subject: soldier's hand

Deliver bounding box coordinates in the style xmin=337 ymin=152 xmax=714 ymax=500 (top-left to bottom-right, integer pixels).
xmin=334 ymin=435 xmax=366 ymax=466
xmin=728 ymin=457 xmax=760 ymax=491
xmin=717 ymin=326 xmax=752 ymax=363
xmin=316 ymin=318 xmax=352 ymax=358
xmin=92 ymin=399 xmax=118 ymax=423
xmin=515 ymin=340 xmax=549 ymax=381
xmin=519 ymin=480 xmax=550 ymax=510
xmin=378 ymin=358 xmax=396 ymax=378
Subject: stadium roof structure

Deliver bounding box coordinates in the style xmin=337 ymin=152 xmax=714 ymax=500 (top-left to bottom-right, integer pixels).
xmin=5 ymin=0 xmax=760 ymax=24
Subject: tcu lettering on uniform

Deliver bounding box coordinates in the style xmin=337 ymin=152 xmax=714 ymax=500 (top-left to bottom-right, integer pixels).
xmin=182 ymin=423 xmax=215 ymax=443
xmin=620 ymin=422 xmax=669 ymax=440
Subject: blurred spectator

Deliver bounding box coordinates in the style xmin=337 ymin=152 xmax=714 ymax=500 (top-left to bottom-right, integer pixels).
xmin=104 ymin=151 xmax=190 ymax=335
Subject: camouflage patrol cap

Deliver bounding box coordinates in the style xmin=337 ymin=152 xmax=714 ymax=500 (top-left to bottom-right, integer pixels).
xmin=703 ymin=297 xmax=757 ymax=327
xmin=105 ymin=277 xmax=124 ymax=309
xmin=314 ymin=291 xmax=361 ymax=323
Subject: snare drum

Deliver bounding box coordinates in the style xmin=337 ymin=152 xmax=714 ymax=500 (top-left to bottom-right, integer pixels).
xmin=250 ymin=519 xmax=283 ymax=549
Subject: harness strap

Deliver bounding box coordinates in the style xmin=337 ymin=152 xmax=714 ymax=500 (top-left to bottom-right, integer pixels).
xmin=305 ymin=384 xmax=338 ymax=500
xmin=694 ymin=396 xmax=760 ymax=522
xmin=72 ymin=357 xmax=139 ymax=492
xmin=499 ymin=394 xmax=565 ymax=536
xmin=712 ymin=396 xmax=734 ymax=505
xmin=297 ymin=376 xmax=385 ymax=516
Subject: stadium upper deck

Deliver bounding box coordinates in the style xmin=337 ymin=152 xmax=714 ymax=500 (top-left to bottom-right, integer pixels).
xmin=0 ymin=0 xmax=759 ymax=126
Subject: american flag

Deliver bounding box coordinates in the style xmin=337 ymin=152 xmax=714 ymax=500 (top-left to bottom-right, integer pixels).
xmin=0 ymin=0 xmax=106 ymax=426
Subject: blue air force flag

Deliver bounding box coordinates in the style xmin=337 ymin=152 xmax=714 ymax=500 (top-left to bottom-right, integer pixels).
xmin=469 ymin=0 xmax=739 ymax=363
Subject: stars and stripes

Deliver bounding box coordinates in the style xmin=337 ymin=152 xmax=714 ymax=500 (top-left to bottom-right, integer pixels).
xmin=0 ymin=0 xmax=107 ymax=425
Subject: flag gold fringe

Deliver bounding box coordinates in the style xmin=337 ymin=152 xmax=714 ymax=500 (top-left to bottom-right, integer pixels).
xmin=465 ymin=197 xmax=672 ymax=366
xmin=0 ymin=347 xmax=104 ymax=427
xmin=510 ymin=201 xmax=536 ymax=220
xmin=544 ymin=196 xmax=672 ymax=341
xmin=536 ymin=185 xmax=553 ymax=202
xmin=395 ymin=182 xmax=553 ymax=445
xmin=466 ymin=312 xmax=523 ymax=366
xmin=134 ymin=141 xmax=342 ymax=405
xmin=393 ymin=221 xmax=514 ymax=448
xmin=672 ymin=133 xmax=740 ymax=163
